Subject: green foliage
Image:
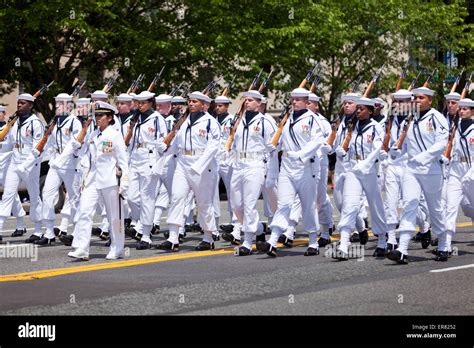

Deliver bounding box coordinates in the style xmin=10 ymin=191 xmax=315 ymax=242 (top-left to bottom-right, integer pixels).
xmin=0 ymin=0 xmax=471 ymax=119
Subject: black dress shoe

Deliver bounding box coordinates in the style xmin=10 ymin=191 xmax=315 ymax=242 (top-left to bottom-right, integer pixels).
xmin=219 ymin=224 xmax=234 ymax=233
xmin=53 ymin=227 xmax=61 ymax=236
xmin=222 ymin=232 xmax=241 ymax=245
xmin=332 ymin=248 xmax=349 ymax=261
xmin=212 ymin=233 xmax=220 ymax=242
xmin=105 ymin=238 xmax=111 ymax=247
xmin=124 ymin=218 xmax=132 ymax=229
xmin=364 ymin=218 xmax=370 ymax=229
xmin=277 ymin=234 xmax=293 ymax=248
xmin=373 ymin=247 xmax=386 ymax=258
xmin=0 ymin=235 xmax=2 ymax=244
xmin=359 ymin=229 xmax=369 ymax=245
xmin=329 ymin=225 xmax=335 ymax=236
xmin=430 ymin=238 xmax=438 ymax=246
xmin=318 ymin=237 xmax=331 ymax=247
xmin=432 ymin=248 xmax=452 ymax=257
xmin=421 ymin=230 xmax=431 ymax=249
xmin=98 ymin=230 xmax=109 ymax=241
xmin=350 ymin=232 xmax=360 ymax=243
xmin=179 ymin=234 xmax=186 ymax=243
xmin=256 ymin=241 xmax=277 ymax=257
xmin=386 ymin=243 xmax=398 ymax=252
xmin=234 ymin=245 xmax=252 ymax=256
xmin=195 ymin=241 xmax=214 ymax=251
xmin=59 ymin=234 xmax=73 ymax=246
xmin=125 ymin=227 xmax=142 ymax=241
xmin=34 ymin=237 xmax=55 ymax=246
xmin=136 ymin=241 xmax=152 ymax=250
xmin=189 ymin=223 xmax=202 ymax=232
xmin=434 ymin=250 xmax=449 ymax=262
xmin=163 ymin=231 xmax=170 ymax=239
xmin=261 ymin=222 xmax=270 ymax=235
xmin=412 ymin=231 xmax=423 ymax=241
xmin=156 ymin=240 xmax=179 ymax=252
xmin=151 ymin=224 xmax=160 ymax=235
xmin=304 ymin=247 xmax=320 ymax=256
xmin=25 ymin=234 xmax=41 ymax=243
xmin=91 ymin=227 xmax=102 ymax=236
xmin=256 ymin=233 xmax=266 ymax=243
xmin=386 ymin=250 xmax=408 ymax=264
xmin=11 ymin=228 xmax=27 ymax=237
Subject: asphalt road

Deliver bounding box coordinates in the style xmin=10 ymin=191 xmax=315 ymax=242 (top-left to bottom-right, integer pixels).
xmin=0 ymin=198 xmax=473 ymax=316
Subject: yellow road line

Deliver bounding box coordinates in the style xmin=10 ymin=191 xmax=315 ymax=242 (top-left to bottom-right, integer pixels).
xmin=0 ymin=222 xmax=471 ymax=282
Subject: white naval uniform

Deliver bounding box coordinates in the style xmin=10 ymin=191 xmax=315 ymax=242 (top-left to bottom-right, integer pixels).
xmin=283 ymin=112 xmax=334 ymax=241
xmin=336 ymin=118 xmax=387 ymax=253
xmin=0 ymin=122 xmax=26 ymax=226
xmin=0 ymin=113 xmax=44 ymax=234
xmin=261 ymin=113 xmax=279 ymax=225
xmin=127 ymin=109 xmax=167 ymax=243
xmin=71 ymin=125 xmax=129 ymax=257
xmin=332 ymin=114 xmax=366 ymax=233
xmin=229 ymin=111 xmax=276 ymax=249
xmin=383 ymin=115 xmax=431 ymax=246
xmin=40 ymin=114 xmax=82 ymax=239
xmin=396 ymin=108 xmax=449 ymax=256
xmin=444 ymin=119 xmax=473 ymax=252
xmin=267 ymin=109 xmax=323 ymax=249
xmin=164 ymin=111 xmax=221 ymax=245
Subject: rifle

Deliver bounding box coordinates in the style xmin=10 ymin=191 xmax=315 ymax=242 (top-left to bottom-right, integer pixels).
xmin=0 ymin=81 xmax=54 ymax=142
xmin=269 ymin=63 xmax=319 ymax=147
xmin=223 ymin=69 xmax=266 ymax=151
xmin=444 ymin=70 xmax=473 ymax=159
xmin=422 ymin=68 xmax=437 ymax=88
xmin=341 ymin=65 xmax=385 ymax=152
xmin=396 ymin=65 xmax=408 ymax=92
xmin=103 ymin=73 xmax=119 ymax=93
xmin=126 ymin=74 xmax=144 ymax=94
xmin=407 ymin=71 xmax=421 ymax=91
xmin=76 ymin=104 xmax=94 ymax=145
xmin=170 ymin=81 xmax=186 ymax=97
xmin=35 ymin=114 xmax=59 ymax=154
xmin=71 ymin=80 xmax=87 ymax=98
xmin=221 ymin=77 xmax=235 ymax=97
xmin=258 ymin=69 xmax=274 ymax=94
xmin=309 ymin=70 xmax=322 ymax=93
xmin=147 ymin=66 xmax=166 ymax=92
xmin=163 ymin=80 xmax=217 ymax=147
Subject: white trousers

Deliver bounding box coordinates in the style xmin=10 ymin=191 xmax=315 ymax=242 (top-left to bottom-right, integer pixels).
xmin=334 ymin=166 xmax=365 ymax=232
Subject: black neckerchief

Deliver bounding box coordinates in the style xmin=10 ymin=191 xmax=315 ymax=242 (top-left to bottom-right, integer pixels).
xmin=119 ymin=112 xmax=132 ymax=124
xmin=397 ymin=114 xmax=407 ymax=125
xmin=292 ymin=109 xmax=307 ymax=123
xmin=343 ymin=112 xmax=356 ymax=127
xmin=415 ymin=109 xmax=430 ymax=123
xmin=189 ymin=111 xmax=205 ymax=126
xmin=244 ymin=111 xmax=258 ymax=125
xmin=356 ymin=118 xmax=371 ymax=134
xmin=139 ymin=109 xmax=154 ymax=124
xmin=217 ymin=112 xmax=229 ymax=125
xmin=460 ymin=119 xmax=473 ymax=134
xmin=373 ymin=114 xmax=384 ymax=123
xmin=18 ymin=112 xmax=32 ymax=127
xmin=56 ymin=113 xmax=69 ymax=127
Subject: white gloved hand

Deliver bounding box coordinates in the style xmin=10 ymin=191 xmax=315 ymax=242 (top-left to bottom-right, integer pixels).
xmin=335 ymin=146 xmax=347 ymax=159
xmin=320 ymin=143 xmax=332 ymax=155
xmin=31 ymin=148 xmax=41 ymax=158
xmin=71 ymin=140 xmax=82 ymax=150
xmin=48 ymin=157 xmax=59 ymax=170
xmin=379 ymin=149 xmax=388 ymax=161
xmin=410 ymin=152 xmax=431 ymax=167
xmin=156 ymin=139 xmax=167 ymax=154
xmin=389 ymin=146 xmax=401 ymax=160
xmin=439 ymin=155 xmax=450 ymax=166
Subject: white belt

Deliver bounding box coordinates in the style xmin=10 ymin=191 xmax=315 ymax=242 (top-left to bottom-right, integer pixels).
xmin=136 ymin=142 xmax=155 ymax=150
xmin=180 ymin=149 xmax=205 ymax=156
xmin=238 ymin=151 xmax=265 ymax=160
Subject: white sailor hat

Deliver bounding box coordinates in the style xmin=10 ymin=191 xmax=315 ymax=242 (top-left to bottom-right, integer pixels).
xmin=171 ymin=96 xmax=186 ymax=104
xmin=308 ymin=93 xmax=321 ymax=102
xmin=75 ymin=97 xmax=91 ymax=106
xmin=357 ymin=97 xmax=375 ymax=107
xmin=290 ymin=88 xmax=310 ymax=98
xmin=243 ymin=90 xmax=263 ymax=101
xmin=458 ymin=98 xmax=474 ymax=108
xmin=133 ymin=91 xmax=156 ymax=101
xmin=129 ymin=92 xmax=137 ymax=98
xmin=94 ymin=101 xmax=118 ymax=114
xmin=392 ymin=89 xmax=413 ymax=100
xmin=261 ymin=96 xmax=268 ymax=104
xmin=412 ymin=86 xmax=435 ymax=97
xmin=372 ymin=97 xmax=385 ymax=107
xmin=341 ymin=92 xmax=361 ymax=102
xmin=54 ymin=93 xmax=73 ymax=102
xmin=0 ymin=105 xmax=6 ymax=112
xmin=17 ymin=93 xmax=36 ymax=102
xmin=91 ymin=90 xmax=109 ymax=99
xmin=214 ymin=95 xmax=231 ymax=104
xmin=116 ymin=93 xmax=133 ymax=102
xmin=444 ymin=92 xmax=461 ymax=101
xmin=188 ymin=91 xmax=212 ymax=103
xmin=155 ymin=94 xmax=173 ymax=103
